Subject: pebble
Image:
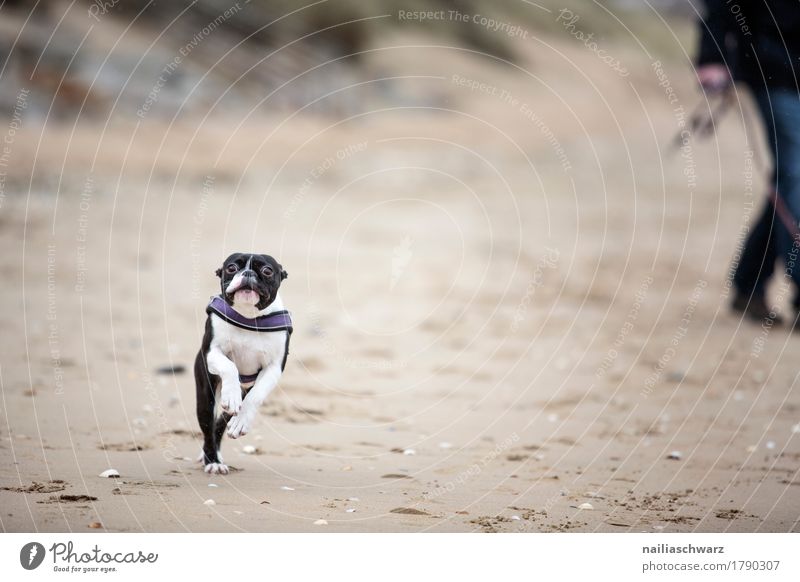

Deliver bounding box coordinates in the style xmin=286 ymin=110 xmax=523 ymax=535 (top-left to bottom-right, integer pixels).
xmin=345 ymin=508 xmax=356 ymax=513
xmin=314 ymin=519 xmax=328 ymax=525
xmin=792 ymin=423 xmax=800 ymax=434
xmin=511 ymin=515 xmax=521 ymax=521
xmin=88 ymin=522 xmax=103 ymax=529
xmin=208 ymin=484 xmax=218 ymax=488
xmin=341 ymin=465 xmax=353 ymax=472
xmin=280 ymin=486 xmax=295 ymax=491
xmin=347 ymin=497 xmax=360 ymax=502
xmin=746 ymin=445 xmax=757 ymax=453
xmin=403 ymin=449 xmax=416 ymax=456
xmin=233 ymin=511 xmax=243 ymax=515
xmin=242 ymin=445 xmax=257 ymax=454
xmin=667 ymin=451 xmax=682 ymax=460
xmin=99 ymin=469 xmax=120 ymax=478
xmin=578 ymin=503 xmax=594 ymax=510
xmin=203 ymin=499 xmax=216 ymax=506
xmin=766 ymin=441 xmax=776 ymax=450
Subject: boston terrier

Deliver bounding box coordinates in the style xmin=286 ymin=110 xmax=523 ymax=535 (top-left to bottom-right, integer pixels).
xmin=194 ymin=252 xmax=292 ymax=475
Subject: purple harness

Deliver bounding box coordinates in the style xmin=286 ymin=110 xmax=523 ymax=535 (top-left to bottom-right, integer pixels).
xmin=206 ymin=296 xmax=293 ymax=383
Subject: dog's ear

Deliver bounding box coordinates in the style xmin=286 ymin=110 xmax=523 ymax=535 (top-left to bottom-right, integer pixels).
xmin=280 ymin=269 xmax=288 ymax=281
xmin=215 ymin=268 xmax=222 ymax=278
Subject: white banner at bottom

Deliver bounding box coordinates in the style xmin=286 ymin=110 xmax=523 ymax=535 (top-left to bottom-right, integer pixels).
xmin=1 ymin=533 xmax=797 ymax=581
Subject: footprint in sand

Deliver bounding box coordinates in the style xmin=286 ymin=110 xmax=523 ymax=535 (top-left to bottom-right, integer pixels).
xmin=121 ymin=480 xmax=182 ymax=489
xmin=1 ymin=480 xmax=67 ymax=493
xmin=38 ymin=494 xmax=98 ymax=504
xmin=390 ymin=507 xmax=430 ymax=516
xmin=99 ymin=442 xmax=151 ymax=452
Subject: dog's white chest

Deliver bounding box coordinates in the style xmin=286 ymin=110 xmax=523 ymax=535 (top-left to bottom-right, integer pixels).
xmin=210 ymin=316 xmax=287 ymax=378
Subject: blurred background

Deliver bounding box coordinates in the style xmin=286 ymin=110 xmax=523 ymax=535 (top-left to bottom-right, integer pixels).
xmin=2 ymin=1 xmax=798 ymax=533
xmin=0 ymin=1 xmax=698 ymax=117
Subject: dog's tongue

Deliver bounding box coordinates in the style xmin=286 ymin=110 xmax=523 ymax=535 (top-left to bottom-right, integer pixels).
xmin=234 ymin=289 xmax=259 ymax=304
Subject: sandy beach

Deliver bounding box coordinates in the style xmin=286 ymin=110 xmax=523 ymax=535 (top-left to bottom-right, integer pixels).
xmin=1 ymin=3 xmax=799 ymax=533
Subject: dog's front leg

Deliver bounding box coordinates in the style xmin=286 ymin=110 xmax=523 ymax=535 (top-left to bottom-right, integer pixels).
xmin=226 ymin=364 xmax=281 ymax=439
xmin=206 ymin=347 xmax=242 ymax=414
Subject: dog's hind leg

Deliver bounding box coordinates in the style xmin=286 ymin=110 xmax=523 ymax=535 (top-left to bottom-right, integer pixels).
xmin=195 ymin=350 xmax=229 ymax=475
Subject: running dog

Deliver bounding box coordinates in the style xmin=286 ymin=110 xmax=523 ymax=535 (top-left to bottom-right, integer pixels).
xmin=194 ymin=253 xmax=292 ymax=475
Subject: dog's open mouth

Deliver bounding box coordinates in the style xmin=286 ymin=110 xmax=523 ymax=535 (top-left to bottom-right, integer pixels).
xmin=228 ymin=280 xmax=269 ymax=306
xmin=233 ymin=288 xmax=260 ymax=304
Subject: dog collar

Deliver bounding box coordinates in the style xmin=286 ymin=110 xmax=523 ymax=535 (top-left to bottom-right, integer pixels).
xmin=207 ymin=296 xmax=294 ymax=334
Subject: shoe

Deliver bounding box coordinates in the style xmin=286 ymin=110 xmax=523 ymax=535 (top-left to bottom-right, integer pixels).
xmin=731 ymin=293 xmax=783 ymax=325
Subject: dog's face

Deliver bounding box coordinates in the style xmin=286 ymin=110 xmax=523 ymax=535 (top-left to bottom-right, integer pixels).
xmin=216 ymin=252 xmax=287 ymax=310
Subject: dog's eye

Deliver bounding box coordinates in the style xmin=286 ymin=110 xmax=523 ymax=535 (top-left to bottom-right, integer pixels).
xmin=225 ymin=263 xmax=239 ymax=274
xmin=260 ymin=266 xmax=274 ymax=277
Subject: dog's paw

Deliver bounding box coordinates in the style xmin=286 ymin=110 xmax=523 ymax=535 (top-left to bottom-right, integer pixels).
xmin=199 ymin=450 xmax=224 ymax=464
xmin=219 ymin=387 xmax=242 ymax=415
xmin=204 ymin=462 xmax=229 ymax=475
xmin=226 ymin=413 xmax=251 ymax=439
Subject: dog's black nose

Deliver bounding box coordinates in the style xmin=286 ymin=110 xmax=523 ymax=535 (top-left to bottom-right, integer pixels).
xmin=241 ymin=269 xmax=257 ymax=281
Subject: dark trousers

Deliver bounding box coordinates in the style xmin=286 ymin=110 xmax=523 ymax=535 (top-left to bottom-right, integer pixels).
xmin=733 ymin=198 xmax=778 ymax=299
xmin=732 ymin=88 xmax=800 ymax=306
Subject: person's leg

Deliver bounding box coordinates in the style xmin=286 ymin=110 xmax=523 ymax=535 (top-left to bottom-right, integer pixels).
xmin=731 ymin=90 xmax=780 ymax=321
xmin=730 ymin=196 xmax=782 ymax=321
xmin=732 ymin=197 xmax=777 ymax=298
xmin=752 ymin=88 xmax=800 ymax=313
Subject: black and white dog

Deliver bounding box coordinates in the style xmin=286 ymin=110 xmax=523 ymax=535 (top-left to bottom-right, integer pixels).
xmin=194 ymin=252 xmax=292 ymax=475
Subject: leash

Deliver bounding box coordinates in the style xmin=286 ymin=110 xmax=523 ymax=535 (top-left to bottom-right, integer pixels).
xmin=767 ymin=188 xmax=800 ymax=243
xmin=670 ymin=88 xmax=800 ymax=243
xmin=668 ymin=88 xmax=733 ymax=153
xmin=738 ymin=93 xmax=800 ymax=245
